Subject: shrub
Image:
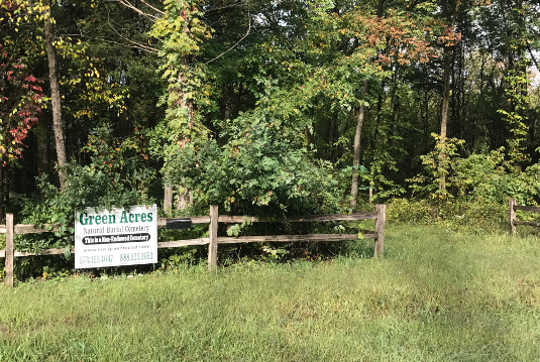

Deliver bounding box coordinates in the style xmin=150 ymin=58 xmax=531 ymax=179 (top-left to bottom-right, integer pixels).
xmin=163 ymin=108 xmax=344 ymax=217
xmin=18 ymin=124 xmax=157 ymax=251
xmin=410 ymin=144 xmax=539 ymax=206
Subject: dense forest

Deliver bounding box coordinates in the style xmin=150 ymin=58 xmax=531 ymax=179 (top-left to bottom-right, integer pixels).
xmin=1 ymin=0 xmax=539 ymax=229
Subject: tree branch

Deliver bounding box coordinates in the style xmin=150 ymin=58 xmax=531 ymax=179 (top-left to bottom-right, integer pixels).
xmin=204 ymin=1 xmax=245 ymax=13
xmin=107 ymin=13 xmax=158 ymax=54
xmin=115 ymin=0 xmax=160 ymax=21
xmin=527 ymin=43 xmax=539 ymax=72
xmin=139 ymin=0 xmax=165 ymax=16
xmin=205 ymin=13 xmax=251 ymax=65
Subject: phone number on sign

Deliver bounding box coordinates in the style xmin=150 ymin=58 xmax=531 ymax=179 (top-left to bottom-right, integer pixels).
xmin=119 ymin=252 xmax=153 ymax=262
xmin=79 ymin=255 xmax=113 ymax=265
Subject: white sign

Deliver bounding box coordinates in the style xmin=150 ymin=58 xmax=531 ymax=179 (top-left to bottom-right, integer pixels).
xmin=74 ymin=205 xmax=158 ymax=269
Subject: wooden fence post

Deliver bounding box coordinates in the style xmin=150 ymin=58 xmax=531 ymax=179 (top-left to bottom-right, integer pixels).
xmin=509 ymin=198 xmax=516 ymax=234
xmin=374 ymin=204 xmax=386 ymax=258
xmin=5 ymin=213 xmax=14 ymax=287
xmin=208 ymin=205 xmax=218 ymax=271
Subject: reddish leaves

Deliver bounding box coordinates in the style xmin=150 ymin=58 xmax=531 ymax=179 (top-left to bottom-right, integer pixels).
xmin=0 ymin=44 xmax=44 ymax=167
xmin=342 ymin=11 xmax=458 ymax=67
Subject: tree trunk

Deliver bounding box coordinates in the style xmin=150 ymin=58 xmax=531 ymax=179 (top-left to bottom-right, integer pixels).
xmin=439 ymin=47 xmax=452 ymax=194
xmin=350 ymin=80 xmax=368 ymax=209
xmin=0 ymin=166 xmax=4 ymax=221
xmin=34 ymin=119 xmax=49 ymax=176
xmin=163 ymin=184 xmax=173 ymax=213
xmin=44 ymin=4 xmax=67 ymax=190
xmin=423 ymin=65 xmax=430 ymax=149
xmin=0 ymin=164 xmax=10 ymax=221
xmin=176 ymin=185 xmax=192 ymax=211
xmin=328 ymin=117 xmax=335 ymax=161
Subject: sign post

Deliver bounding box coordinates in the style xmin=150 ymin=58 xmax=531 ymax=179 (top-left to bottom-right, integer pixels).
xmin=74 ymin=205 xmax=158 ymax=269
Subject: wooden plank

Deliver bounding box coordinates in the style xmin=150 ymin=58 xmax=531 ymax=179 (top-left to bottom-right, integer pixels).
xmin=3 ymin=229 xmax=374 ymax=258
xmin=15 ymin=248 xmax=70 ymax=257
xmin=158 ymin=238 xmax=209 ymax=248
xmin=509 ymin=199 xmax=517 ymax=234
xmin=14 ymin=216 xmax=210 ymax=234
xmin=514 ymin=221 xmax=540 ymax=228
xmin=208 ymin=205 xmax=218 ymax=271
xmin=5 ymin=214 xmax=14 ymax=287
xmin=217 ymin=233 xmax=372 ymax=244
xmin=515 ymin=205 xmax=540 ymax=213
xmin=0 ymin=232 xmax=377 ymax=258
xmin=218 ymin=212 xmax=377 ymax=224
xmin=14 ymin=223 xmax=61 ymax=234
xmin=158 ymin=216 xmax=210 ymax=227
xmin=184 ymin=216 xmax=211 ymax=224
xmin=13 ymin=213 xmax=370 ymax=233
xmin=0 ymin=238 xmax=211 ymax=258
xmin=374 ymin=204 xmax=386 ymax=258
xmin=288 ymin=212 xmax=377 ymax=222
xmin=6 ymin=238 xmax=210 ymax=258
xmin=218 ymin=216 xmax=272 ymax=223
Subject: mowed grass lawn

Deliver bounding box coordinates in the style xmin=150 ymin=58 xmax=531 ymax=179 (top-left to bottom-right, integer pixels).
xmin=1 ymin=225 xmax=540 ymax=361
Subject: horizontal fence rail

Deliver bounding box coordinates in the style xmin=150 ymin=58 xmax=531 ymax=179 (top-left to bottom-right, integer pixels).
xmin=0 ymin=205 xmax=386 ymax=286
xmin=216 ymin=212 xmax=378 ymax=224
xmin=509 ymin=199 xmax=540 ymax=234
xmin=217 ymin=233 xmax=376 ymax=244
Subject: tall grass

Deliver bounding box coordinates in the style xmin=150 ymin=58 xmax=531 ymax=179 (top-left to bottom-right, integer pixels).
xmin=0 ymin=225 xmax=539 ymax=361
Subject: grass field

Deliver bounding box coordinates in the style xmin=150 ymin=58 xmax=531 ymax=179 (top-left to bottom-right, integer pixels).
xmin=1 ymin=225 xmax=540 ymax=361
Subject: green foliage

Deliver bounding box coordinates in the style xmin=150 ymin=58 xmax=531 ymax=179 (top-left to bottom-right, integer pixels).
xmin=450 ymin=147 xmax=511 ymax=202
xmin=160 ymin=249 xmax=197 ymax=270
xmin=498 ymin=63 xmax=530 ymax=165
xmin=164 ymin=106 xmax=343 ymax=216
xmin=226 ymin=218 xmax=253 ymax=237
xmin=408 ymin=134 xmax=465 ymax=199
xmin=366 ymin=155 xmax=406 ymax=202
xmin=18 ymin=124 xmax=156 ymax=250
xmin=410 ymin=141 xmax=540 ymax=214
xmin=510 ymin=163 xmax=540 ymax=206
xmin=149 ymin=0 xmax=213 ymax=143
xmin=388 ymin=198 xmax=438 ymax=224
xmin=492 ymin=0 xmax=533 ymax=166
xmin=450 ymin=151 xmax=539 ymax=205
xmin=387 ymin=198 xmax=507 ymax=232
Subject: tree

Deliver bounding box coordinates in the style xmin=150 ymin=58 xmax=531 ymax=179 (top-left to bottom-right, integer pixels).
xmin=149 ymin=0 xmax=212 ymax=211
xmin=42 ymin=1 xmax=67 ymax=189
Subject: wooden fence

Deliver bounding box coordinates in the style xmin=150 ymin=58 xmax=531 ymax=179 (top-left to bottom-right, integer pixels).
xmin=509 ymin=199 xmax=540 ymax=234
xmin=0 ymin=205 xmax=386 ymax=287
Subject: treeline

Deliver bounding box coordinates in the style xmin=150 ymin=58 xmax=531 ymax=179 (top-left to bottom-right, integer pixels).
xmin=1 ymin=0 xmax=539 ymax=224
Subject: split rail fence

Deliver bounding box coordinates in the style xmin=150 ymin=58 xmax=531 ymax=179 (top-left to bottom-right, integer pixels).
xmin=0 ymin=204 xmax=386 ymax=287
xmin=509 ymin=199 xmax=540 ymax=234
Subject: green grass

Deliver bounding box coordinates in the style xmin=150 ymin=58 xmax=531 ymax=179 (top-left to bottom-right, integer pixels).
xmin=1 ymin=225 xmax=540 ymax=361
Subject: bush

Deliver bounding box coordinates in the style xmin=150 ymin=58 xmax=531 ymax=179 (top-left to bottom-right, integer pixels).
xmin=387 ymin=198 xmax=437 ymax=224
xmin=18 ymin=124 xmax=157 ymax=251
xmin=163 ymin=108 xmax=344 ymax=217
xmin=410 ymin=145 xmax=539 ymax=206
xmin=388 ymin=198 xmax=507 ymax=232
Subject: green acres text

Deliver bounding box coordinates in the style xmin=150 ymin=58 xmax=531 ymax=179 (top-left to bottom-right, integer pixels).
xmin=79 ymin=211 xmax=153 ymax=225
